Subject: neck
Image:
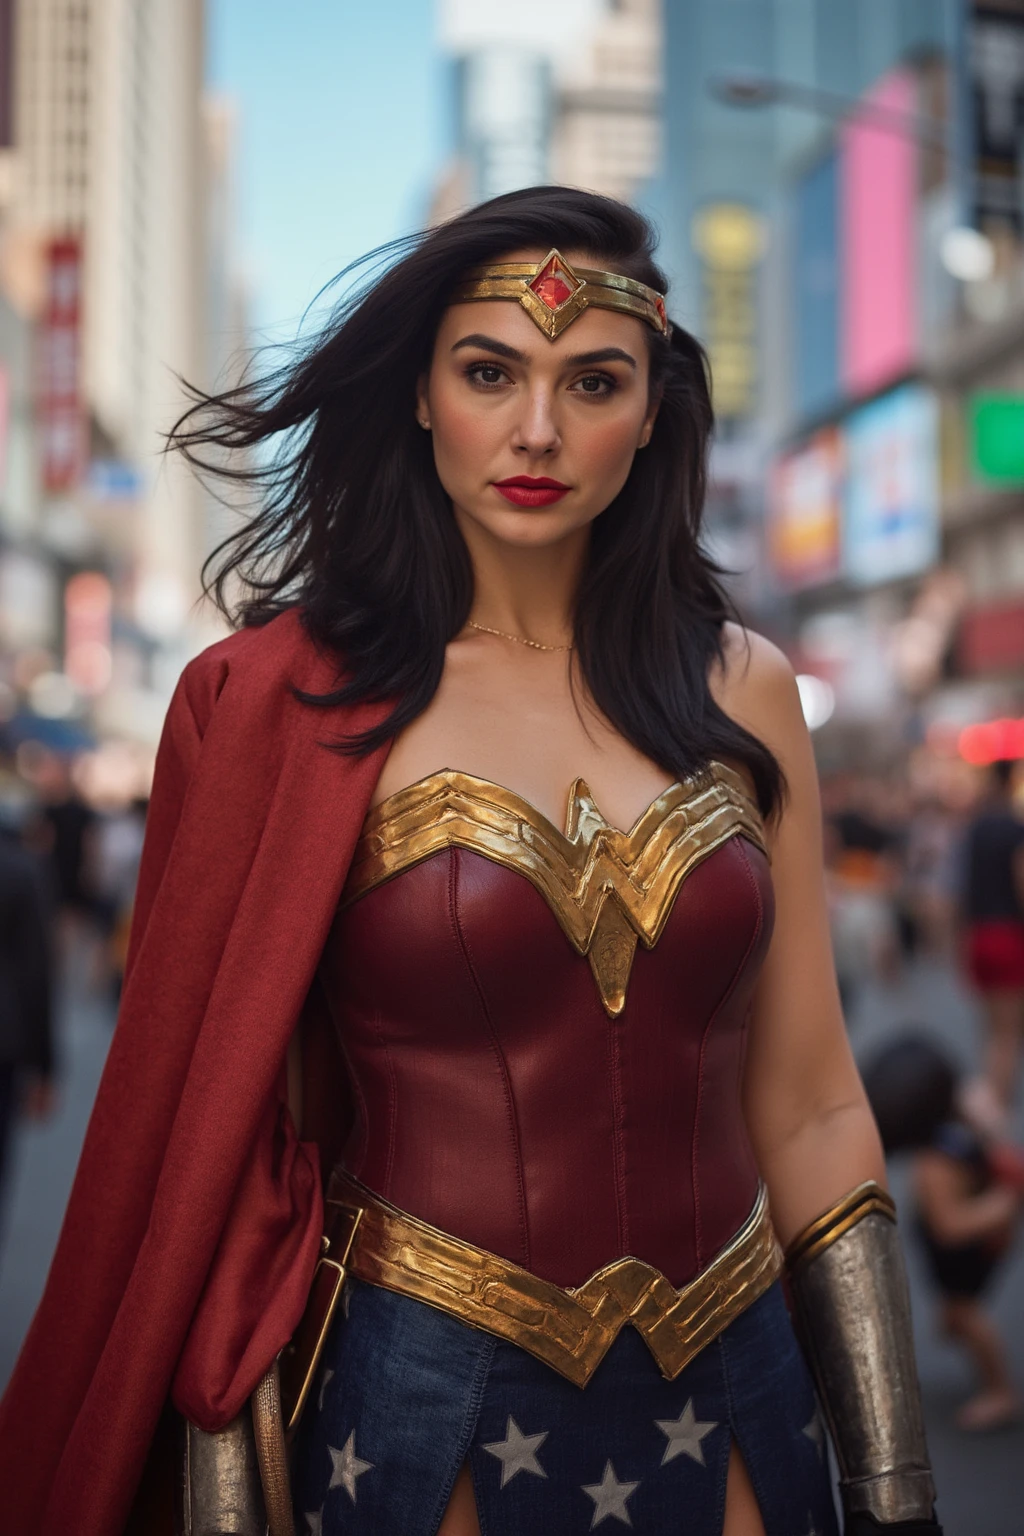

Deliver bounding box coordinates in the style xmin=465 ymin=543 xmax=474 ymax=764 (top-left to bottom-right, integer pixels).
xmin=455 ymin=505 xmax=586 ymax=646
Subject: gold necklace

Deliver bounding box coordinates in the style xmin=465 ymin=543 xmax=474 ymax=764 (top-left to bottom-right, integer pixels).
xmin=467 ymin=620 xmax=572 ymax=653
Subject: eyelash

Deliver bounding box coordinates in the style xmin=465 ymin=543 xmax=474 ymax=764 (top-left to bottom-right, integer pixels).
xmin=463 ymin=362 xmax=619 ymax=398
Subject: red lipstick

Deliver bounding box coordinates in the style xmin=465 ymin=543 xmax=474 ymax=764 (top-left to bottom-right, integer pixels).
xmin=493 ymin=476 xmax=571 ymax=507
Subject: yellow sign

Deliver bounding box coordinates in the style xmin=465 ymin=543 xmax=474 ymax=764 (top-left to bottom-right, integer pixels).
xmin=691 ymin=203 xmax=764 ymax=419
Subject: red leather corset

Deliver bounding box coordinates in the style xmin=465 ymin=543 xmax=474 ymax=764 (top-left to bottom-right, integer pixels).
xmin=319 ymin=763 xmax=774 ymax=1291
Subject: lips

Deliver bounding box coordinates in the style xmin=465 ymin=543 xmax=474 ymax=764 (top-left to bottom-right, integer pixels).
xmin=493 ymin=476 xmax=571 ymax=507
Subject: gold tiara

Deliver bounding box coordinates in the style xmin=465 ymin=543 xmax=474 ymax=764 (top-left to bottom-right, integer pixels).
xmin=451 ymin=248 xmax=669 ymax=340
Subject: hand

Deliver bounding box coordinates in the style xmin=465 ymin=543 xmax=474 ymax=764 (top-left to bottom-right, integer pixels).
xmin=21 ymin=1075 xmax=58 ymax=1120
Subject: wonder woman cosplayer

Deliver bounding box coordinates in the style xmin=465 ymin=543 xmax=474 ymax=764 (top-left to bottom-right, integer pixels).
xmin=0 ymin=189 xmax=941 ymax=1536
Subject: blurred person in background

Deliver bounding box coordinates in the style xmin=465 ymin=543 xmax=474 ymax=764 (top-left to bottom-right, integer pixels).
xmin=901 ymin=792 xmax=959 ymax=961
xmin=824 ymin=773 xmax=903 ymax=1009
xmin=0 ymin=800 xmax=56 ymax=1250
xmin=863 ymin=1036 xmax=1022 ymax=1432
xmin=0 ymin=189 xmax=942 ymax=1536
xmin=28 ymin=751 xmax=101 ymax=969
xmin=958 ymin=759 xmax=1024 ymax=1123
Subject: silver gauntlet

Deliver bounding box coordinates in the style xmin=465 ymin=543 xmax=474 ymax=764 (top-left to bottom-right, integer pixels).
xmin=787 ymin=1182 xmax=938 ymax=1527
xmin=176 ymin=1407 xmax=266 ymax=1536
xmin=176 ymin=1361 xmax=296 ymax=1536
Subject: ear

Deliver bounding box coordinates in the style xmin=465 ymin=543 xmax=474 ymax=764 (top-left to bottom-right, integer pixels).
xmin=640 ymin=384 xmax=664 ymax=448
xmin=415 ymin=373 xmax=431 ymax=431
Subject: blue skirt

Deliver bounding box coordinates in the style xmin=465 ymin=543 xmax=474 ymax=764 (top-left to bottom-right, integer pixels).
xmin=291 ymin=1277 xmax=838 ymax=1535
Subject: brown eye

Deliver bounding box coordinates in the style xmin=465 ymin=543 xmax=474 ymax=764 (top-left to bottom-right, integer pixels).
xmin=573 ymin=373 xmax=616 ymax=397
xmin=467 ymin=362 xmax=507 ymax=387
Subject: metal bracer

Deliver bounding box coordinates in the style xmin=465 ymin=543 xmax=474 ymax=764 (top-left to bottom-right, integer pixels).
xmin=786 ymin=1182 xmax=939 ymax=1529
xmin=176 ymin=1407 xmax=266 ymax=1536
xmin=176 ymin=1360 xmax=295 ymax=1536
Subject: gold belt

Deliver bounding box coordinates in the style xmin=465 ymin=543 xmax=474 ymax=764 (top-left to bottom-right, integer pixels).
xmin=281 ymin=1171 xmax=783 ymax=1428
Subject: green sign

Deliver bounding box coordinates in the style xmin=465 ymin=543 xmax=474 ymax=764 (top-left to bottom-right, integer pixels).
xmin=971 ymin=394 xmax=1024 ymax=482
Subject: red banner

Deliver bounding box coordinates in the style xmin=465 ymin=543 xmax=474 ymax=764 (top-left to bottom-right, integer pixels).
xmin=39 ymin=237 xmax=83 ymax=493
xmin=958 ymin=599 xmax=1024 ymax=675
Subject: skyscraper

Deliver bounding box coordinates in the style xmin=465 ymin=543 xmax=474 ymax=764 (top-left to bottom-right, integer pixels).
xmin=0 ymin=0 xmax=226 ymax=731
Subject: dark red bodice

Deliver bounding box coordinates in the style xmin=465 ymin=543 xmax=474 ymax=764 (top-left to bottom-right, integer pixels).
xmin=320 ymin=775 xmax=774 ymax=1291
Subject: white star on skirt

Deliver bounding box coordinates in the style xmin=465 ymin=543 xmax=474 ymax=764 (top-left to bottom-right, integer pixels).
xmin=581 ymin=1460 xmax=640 ymax=1528
xmin=304 ymin=1511 xmax=323 ymax=1536
xmin=328 ymin=1431 xmax=374 ymax=1502
xmin=803 ymin=1412 xmax=826 ymax=1460
xmin=482 ymin=1415 xmax=549 ymax=1487
xmin=655 ymin=1398 xmax=719 ymax=1466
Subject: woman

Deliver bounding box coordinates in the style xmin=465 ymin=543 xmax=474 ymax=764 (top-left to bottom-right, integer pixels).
xmin=0 ymin=189 xmax=939 ymax=1536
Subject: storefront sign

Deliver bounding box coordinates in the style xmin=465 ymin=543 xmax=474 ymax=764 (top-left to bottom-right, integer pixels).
xmin=39 ymin=237 xmax=84 ymax=493
xmin=840 ymin=69 xmax=918 ymax=397
xmin=971 ymin=7 xmax=1024 ymax=229
xmin=691 ymin=203 xmax=764 ymax=420
xmin=959 ymin=716 xmax=1024 ymax=763
xmin=843 ymin=384 xmax=940 ymax=587
xmin=769 ymin=427 xmax=843 ymax=590
xmin=958 ymin=597 xmax=1024 ymax=673
xmin=64 ymin=571 xmax=112 ymax=696
xmin=969 ymin=393 xmax=1024 ymax=481
xmin=0 ymin=550 xmax=56 ymax=650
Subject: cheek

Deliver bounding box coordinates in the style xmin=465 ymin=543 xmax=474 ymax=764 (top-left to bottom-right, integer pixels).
xmin=576 ymin=409 xmax=643 ymax=483
xmin=429 ymin=379 xmax=500 ymax=473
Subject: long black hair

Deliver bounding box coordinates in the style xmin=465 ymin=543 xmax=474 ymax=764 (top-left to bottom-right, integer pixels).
xmin=170 ymin=186 xmax=783 ymax=817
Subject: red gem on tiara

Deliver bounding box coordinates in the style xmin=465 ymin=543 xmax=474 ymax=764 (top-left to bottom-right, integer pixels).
xmin=529 ymin=255 xmax=578 ymax=310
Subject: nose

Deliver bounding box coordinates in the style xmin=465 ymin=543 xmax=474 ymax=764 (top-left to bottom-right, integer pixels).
xmin=510 ymin=384 xmax=561 ymax=459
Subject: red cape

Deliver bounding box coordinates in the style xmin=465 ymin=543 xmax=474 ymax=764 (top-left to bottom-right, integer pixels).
xmin=0 ymin=612 xmax=390 ymax=1535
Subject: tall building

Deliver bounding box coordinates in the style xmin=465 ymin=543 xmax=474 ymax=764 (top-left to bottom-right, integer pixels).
xmin=431 ymin=0 xmax=661 ymax=219
xmin=653 ymin=0 xmax=954 ymax=418
xmin=430 ymin=47 xmax=552 ymax=222
xmin=654 ymin=0 xmax=1024 ymax=761
xmin=552 ymin=0 xmax=660 ymax=202
xmin=0 ymin=0 xmax=224 ymax=739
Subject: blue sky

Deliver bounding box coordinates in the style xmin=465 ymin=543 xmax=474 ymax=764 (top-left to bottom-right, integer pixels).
xmin=207 ymin=0 xmax=445 ymax=339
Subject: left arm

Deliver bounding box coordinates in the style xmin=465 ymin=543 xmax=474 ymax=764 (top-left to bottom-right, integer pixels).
xmin=715 ymin=628 xmax=940 ymax=1533
xmin=717 ymin=631 xmax=885 ymax=1243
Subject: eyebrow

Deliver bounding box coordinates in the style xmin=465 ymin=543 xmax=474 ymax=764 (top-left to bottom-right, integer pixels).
xmin=451 ymin=333 xmax=524 ymax=361
xmin=450 ymin=333 xmax=637 ymax=370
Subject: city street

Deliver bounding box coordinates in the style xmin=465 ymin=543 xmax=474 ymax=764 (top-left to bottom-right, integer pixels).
xmin=0 ymin=951 xmax=1020 ymax=1532
xmin=846 ymin=959 xmax=1024 ymax=1536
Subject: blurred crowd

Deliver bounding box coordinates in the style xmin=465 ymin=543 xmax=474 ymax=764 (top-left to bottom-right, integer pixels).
xmin=0 ymin=738 xmax=149 ymax=1238
xmin=825 ymin=756 xmax=1024 ymax=1433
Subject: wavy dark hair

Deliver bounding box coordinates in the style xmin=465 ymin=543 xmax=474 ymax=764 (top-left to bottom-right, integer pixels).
xmin=170 ymin=186 xmax=783 ymax=816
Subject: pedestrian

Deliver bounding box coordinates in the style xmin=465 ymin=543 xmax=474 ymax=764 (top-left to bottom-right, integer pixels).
xmin=0 ymin=813 xmax=56 ymax=1248
xmin=863 ymin=1034 xmax=1022 ymax=1432
xmin=958 ymin=758 xmax=1024 ymax=1119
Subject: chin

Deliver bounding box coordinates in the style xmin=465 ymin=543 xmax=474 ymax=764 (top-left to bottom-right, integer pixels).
xmin=467 ymin=504 xmax=594 ymax=549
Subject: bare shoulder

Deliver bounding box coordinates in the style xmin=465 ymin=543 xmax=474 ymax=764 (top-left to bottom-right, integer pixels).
xmin=712 ymin=622 xmax=805 ymax=765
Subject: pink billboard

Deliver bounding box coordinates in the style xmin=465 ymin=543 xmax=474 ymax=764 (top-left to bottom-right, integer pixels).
xmin=840 ymin=70 xmax=917 ymax=398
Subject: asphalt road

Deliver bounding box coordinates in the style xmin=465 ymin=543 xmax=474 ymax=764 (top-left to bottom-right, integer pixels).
xmin=0 ymin=948 xmax=1021 ymax=1533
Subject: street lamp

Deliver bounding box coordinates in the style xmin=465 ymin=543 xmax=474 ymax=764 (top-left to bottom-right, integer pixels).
xmin=710 ymin=71 xmax=948 ymax=148
xmin=710 ymin=70 xmax=992 ymax=284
